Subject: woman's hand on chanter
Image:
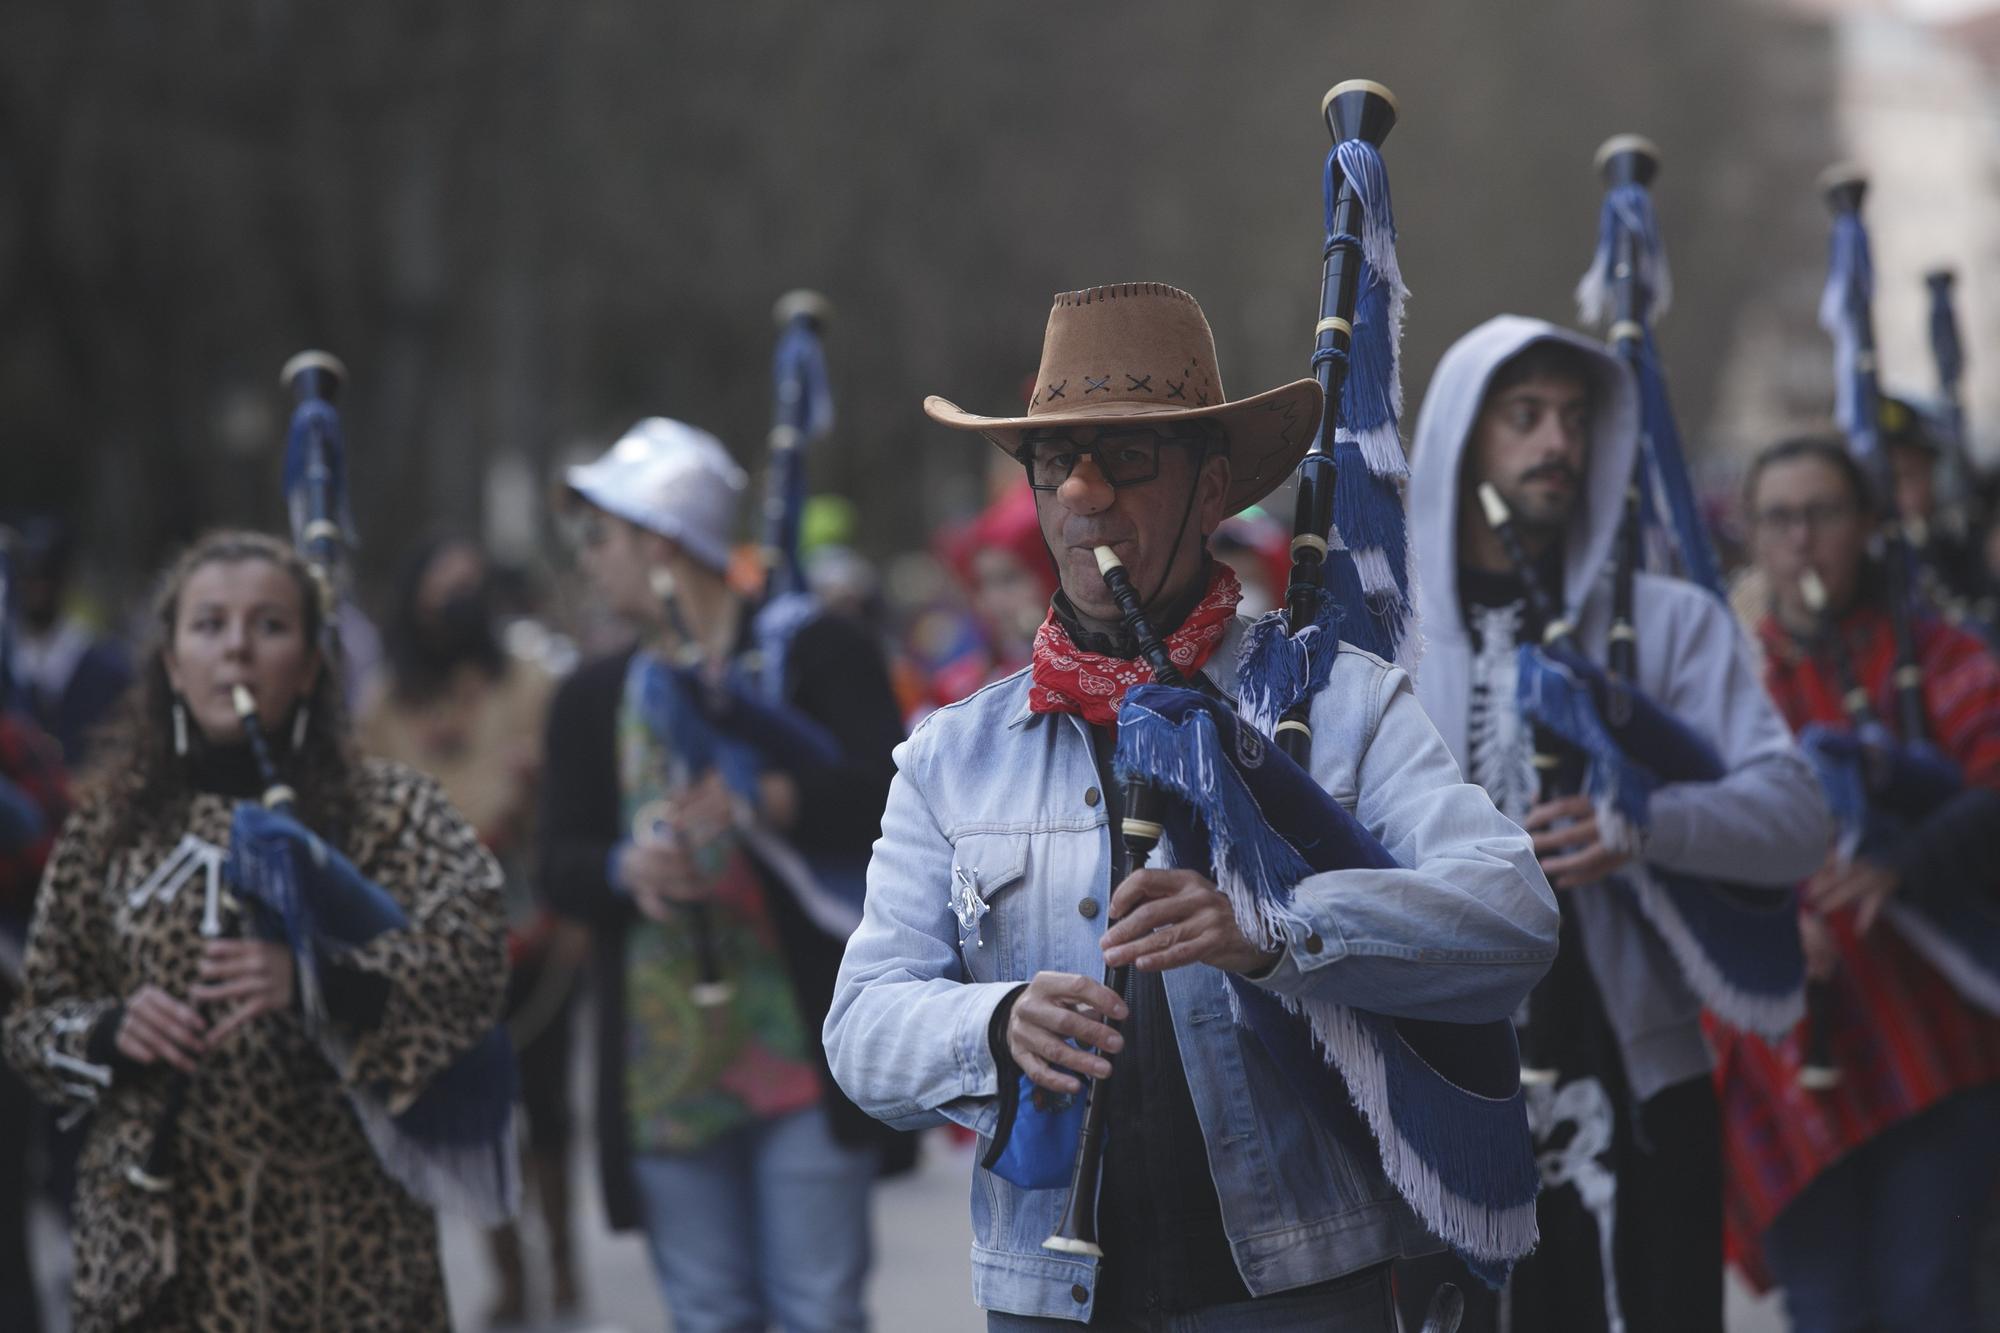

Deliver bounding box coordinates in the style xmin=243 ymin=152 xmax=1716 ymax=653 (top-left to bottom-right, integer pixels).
xmin=193 ymin=938 xmax=297 ymax=1047
xmin=116 ymin=985 xmax=208 ymax=1073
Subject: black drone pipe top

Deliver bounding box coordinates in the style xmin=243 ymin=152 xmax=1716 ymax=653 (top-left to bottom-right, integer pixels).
xmin=282 ymin=350 xmax=347 ymax=406
xmin=1594 ymin=133 xmax=1660 ymax=189
xmin=772 ymin=288 xmax=833 ymax=332
xmin=1928 ymin=269 xmax=1956 ymax=297
xmin=1819 ymin=163 xmax=1868 ymax=215
xmin=1322 ymin=79 xmax=1398 ymax=147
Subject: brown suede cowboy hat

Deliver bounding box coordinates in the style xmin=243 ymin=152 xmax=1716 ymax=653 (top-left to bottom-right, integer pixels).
xmin=924 ymin=282 xmax=1323 ymax=515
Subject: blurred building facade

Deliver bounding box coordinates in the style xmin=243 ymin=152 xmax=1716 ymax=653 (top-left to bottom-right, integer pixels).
xmin=2 ymin=0 xmax=1951 ymax=602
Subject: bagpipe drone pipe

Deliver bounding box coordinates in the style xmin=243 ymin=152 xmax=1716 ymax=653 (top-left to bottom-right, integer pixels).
xmin=1238 ymin=80 xmax=1413 ymax=762
xmin=145 ymin=353 xmax=523 ymax=1222
xmin=1574 ymin=136 xmax=1724 ymax=598
xmin=1476 ymin=485 xmax=1807 ymax=1040
xmin=986 ymin=83 xmax=1539 ymax=1288
xmin=754 ymin=290 xmax=838 ymax=700
xmin=1809 ymin=167 xmax=2000 ymax=1016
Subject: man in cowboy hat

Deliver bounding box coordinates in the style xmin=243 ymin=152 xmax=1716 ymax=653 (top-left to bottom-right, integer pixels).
xmin=825 ymin=283 xmax=1556 ymax=1329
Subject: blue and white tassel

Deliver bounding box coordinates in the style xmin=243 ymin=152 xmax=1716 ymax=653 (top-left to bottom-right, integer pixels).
xmin=1820 ymin=206 xmax=1878 ymax=463
xmin=1575 ymin=178 xmax=1722 ymax=596
xmin=1326 ymin=139 xmax=1414 ymax=666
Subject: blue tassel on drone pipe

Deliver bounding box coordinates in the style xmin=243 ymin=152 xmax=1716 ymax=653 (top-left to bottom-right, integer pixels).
xmin=1633 ymin=331 xmax=1724 ymax=597
xmin=1236 ymin=585 xmax=1343 ymax=737
xmin=1820 ymin=211 xmax=1878 ymax=461
xmin=281 ymin=398 xmax=356 ymax=558
xmin=1575 ymin=183 xmax=1673 ymax=329
xmin=767 ymin=316 xmax=836 ymax=598
xmin=1331 ymin=140 xmax=1407 ymax=480
xmin=1325 ymin=545 xmax=1390 ymax=662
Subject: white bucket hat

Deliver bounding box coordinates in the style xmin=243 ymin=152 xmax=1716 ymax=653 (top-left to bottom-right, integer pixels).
xmin=564 ymin=417 xmax=746 ymax=573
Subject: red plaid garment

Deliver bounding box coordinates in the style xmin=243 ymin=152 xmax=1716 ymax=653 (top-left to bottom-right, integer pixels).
xmin=1709 ymin=609 xmax=2000 ymax=1289
xmin=0 ymin=709 xmax=69 ymax=917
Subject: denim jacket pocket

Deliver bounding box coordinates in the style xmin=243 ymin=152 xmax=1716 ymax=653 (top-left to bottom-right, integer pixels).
xmin=950 ymin=832 xmax=1030 ymax=983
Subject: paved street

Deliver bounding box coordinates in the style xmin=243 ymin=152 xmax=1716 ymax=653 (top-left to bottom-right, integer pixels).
xmin=436 ymin=1131 xmax=1788 ymax=1333
xmin=440 ymin=1131 xmax=987 ymax=1333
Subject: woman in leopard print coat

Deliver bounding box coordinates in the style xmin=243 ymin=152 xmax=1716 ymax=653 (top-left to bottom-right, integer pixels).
xmin=3 ymin=532 xmax=508 ymax=1331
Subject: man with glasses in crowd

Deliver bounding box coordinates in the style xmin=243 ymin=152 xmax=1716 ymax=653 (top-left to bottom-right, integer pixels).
xmin=825 ymin=282 xmax=1558 ymax=1331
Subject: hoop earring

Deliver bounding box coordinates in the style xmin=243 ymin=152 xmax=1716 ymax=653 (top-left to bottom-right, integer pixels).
xmin=172 ymin=698 xmax=190 ymax=758
xmin=292 ymin=701 xmax=310 ymax=752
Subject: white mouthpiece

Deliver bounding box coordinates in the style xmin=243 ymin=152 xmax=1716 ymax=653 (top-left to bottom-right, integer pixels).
xmin=648 ymin=567 xmax=678 ymax=601
xmin=1092 ymin=545 xmax=1125 ymax=576
xmin=1476 ymin=483 xmax=1512 ymax=530
xmin=1799 ymin=570 xmax=1828 ymax=613
xmin=230 ymin=685 xmax=257 ymax=719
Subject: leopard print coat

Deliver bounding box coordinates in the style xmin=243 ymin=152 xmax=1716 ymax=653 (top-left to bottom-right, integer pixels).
xmin=2 ymin=759 xmax=507 ymax=1331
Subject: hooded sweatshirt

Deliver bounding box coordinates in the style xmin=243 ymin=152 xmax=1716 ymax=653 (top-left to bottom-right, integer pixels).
xmin=1407 ymin=315 xmax=1830 ymax=1102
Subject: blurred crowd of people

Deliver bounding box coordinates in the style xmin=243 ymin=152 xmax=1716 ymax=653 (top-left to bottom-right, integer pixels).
xmin=0 ymin=349 xmax=1997 ymax=1332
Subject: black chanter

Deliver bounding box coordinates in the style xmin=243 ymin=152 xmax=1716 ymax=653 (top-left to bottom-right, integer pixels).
xmin=1043 ymin=545 xmax=1186 ymax=1260
xmin=641 ymin=568 xmax=735 ymax=1009
xmin=1792 ymin=570 xmax=1859 ymax=1090
xmin=1476 ymin=483 xmax=1586 ymax=1085
xmin=1594 ymin=137 xmax=1659 ymax=730
xmin=1276 ymin=79 xmax=1399 ymax=763
xmin=126 ymin=687 xmax=277 ymax=1193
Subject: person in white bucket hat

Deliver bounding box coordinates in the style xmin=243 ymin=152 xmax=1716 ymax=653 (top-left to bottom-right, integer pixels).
xmin=541 ymin=417 xmax=909 ymax=1333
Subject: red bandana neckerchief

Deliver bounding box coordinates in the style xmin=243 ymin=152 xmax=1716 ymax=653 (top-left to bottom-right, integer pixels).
xmin=1028 ymin=564 xmax=1241 ymax=727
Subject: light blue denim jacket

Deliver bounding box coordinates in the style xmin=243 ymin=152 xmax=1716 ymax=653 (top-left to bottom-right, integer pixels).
xmin=823 ymin=620 xmax=1558 ymax=1321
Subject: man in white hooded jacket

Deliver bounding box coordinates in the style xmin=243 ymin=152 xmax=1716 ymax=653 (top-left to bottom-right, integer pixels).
xmin=1401 ymin=316 xmax=1830 ymax=1333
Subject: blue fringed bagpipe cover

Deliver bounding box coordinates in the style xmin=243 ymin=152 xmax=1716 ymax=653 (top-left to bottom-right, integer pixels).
xmin=982 ymin=684 xmax=1540 ymax=1286
xmin=1515 ymin=643 xmax=1806 ymax=1036
xmin=226 ymin=804 xmax=520 ymax=1223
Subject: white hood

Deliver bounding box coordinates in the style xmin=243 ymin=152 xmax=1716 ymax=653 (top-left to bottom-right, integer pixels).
xmin=1406 ymin=315 xmax=1639 ymax=644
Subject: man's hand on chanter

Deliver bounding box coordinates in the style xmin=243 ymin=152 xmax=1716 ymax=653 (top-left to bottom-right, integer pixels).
xmin=1005 ymin=971 xmax=1129 ymax=1097
xmin=1524 ymin=794 xmax=1634 ymax=890
xmin=1100 ymin=868 xmax=1280 ymax=976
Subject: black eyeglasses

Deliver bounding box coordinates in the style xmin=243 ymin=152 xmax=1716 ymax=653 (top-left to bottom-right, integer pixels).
xmin=1752 ymin=500 xmax=1859 ymax=536
xmin=1013 ymin=423 xmax=1221 ymax=492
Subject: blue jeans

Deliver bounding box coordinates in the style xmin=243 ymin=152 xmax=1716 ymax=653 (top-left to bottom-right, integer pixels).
xmin=633 ymin=1104 xmax=878 ymax=1333
xmin=1763 ymin=1082 xmax=2000 ymax=1333
xmin=984 ymin=1264 xmax=1396 ymax=1331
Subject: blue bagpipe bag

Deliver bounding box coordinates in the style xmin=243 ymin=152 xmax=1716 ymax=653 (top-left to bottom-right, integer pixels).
xmin=633 ymin=633 xmax=866 ymax=938
xmin=983 ymin=683 xmax=1541 ymax=1286
xmin=1796 ymin=724 xmax=2000 ymax=1017
xmin=225 ymin=803 xmax=520 ymax=1223
xmin=1516 ymin=642 xmax=1807 ymax=1037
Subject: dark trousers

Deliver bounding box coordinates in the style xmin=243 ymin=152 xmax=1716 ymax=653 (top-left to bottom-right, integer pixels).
xmin=1763 ymin=1082 xmax=2000 ymax=1333
xmin=1396 ymin=1074 xmax=1722 ymax=1333
xmin=0 ymin=1058 xmax=41 ymax=1333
